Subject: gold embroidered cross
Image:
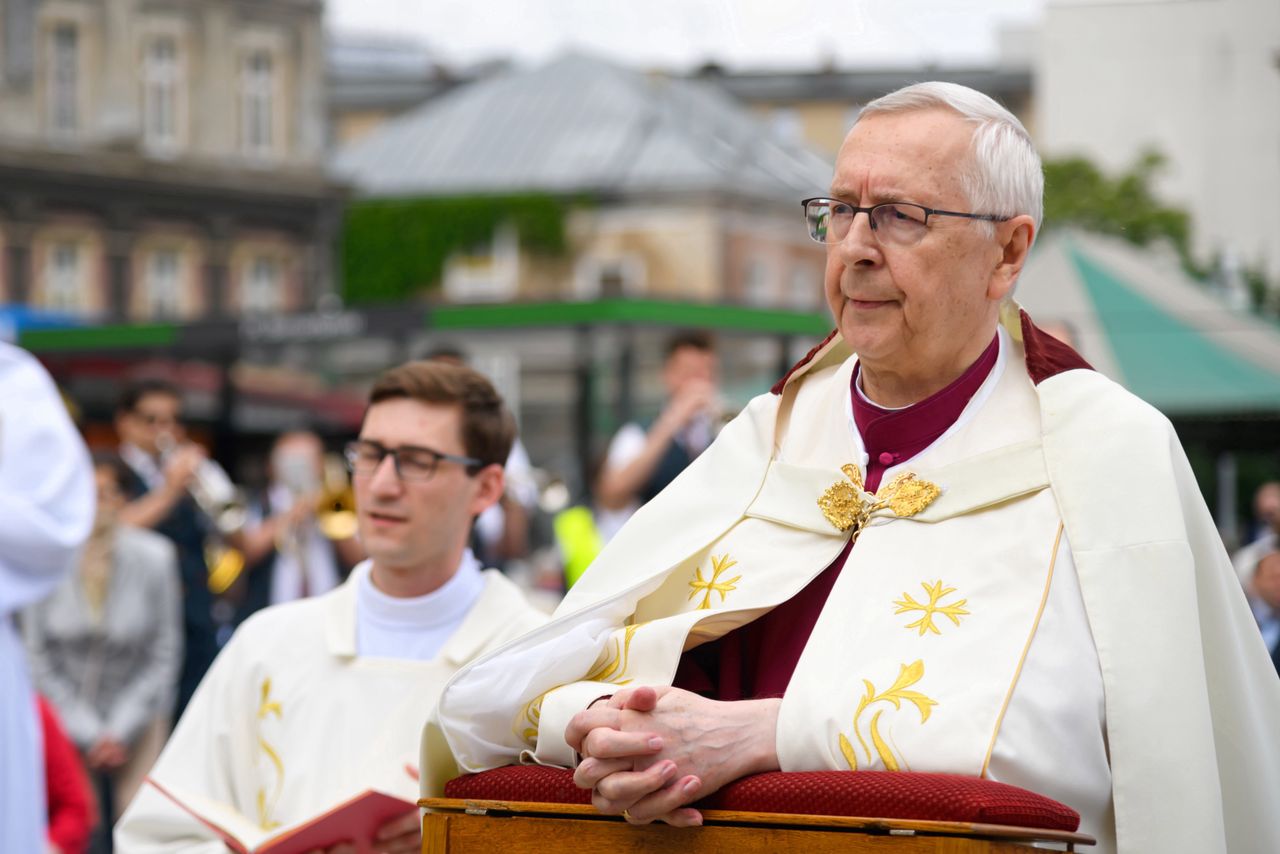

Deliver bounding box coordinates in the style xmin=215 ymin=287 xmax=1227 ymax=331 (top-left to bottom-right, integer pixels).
xmin=688 ymin=554 xmax=741 ymax=610
xmin=817 ymin=465 xmax=941 ymax=541
xmin=894 ymin=580 xmax=970 ymax=636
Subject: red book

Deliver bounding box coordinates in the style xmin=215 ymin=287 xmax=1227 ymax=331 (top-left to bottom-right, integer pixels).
xmin=147 ymin=777 xmax=416 ymax=854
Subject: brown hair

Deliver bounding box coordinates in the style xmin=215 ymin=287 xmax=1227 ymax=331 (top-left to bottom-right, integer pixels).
xmin=665 ymin=328 xmax=715 ymax=360
xmin=368 ymin=360 xmax=515 ymax=470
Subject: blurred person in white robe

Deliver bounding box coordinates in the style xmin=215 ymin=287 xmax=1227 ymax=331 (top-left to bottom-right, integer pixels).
xmin=0 ymin=342 xmax=94 ymax=854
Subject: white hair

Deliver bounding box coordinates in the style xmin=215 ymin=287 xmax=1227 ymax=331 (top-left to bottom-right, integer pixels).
xmin=856 ymin=82 xmax=1044 ymax=236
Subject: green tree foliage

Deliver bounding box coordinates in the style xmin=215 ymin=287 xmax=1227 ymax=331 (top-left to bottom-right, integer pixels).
xmin=342 ymin=194 xmax=573 ymax=304
xmin=1042 ymin=150 xmax=1201 ymax=275
xmin=1044 ymin=151 xmax=1278 ymax=314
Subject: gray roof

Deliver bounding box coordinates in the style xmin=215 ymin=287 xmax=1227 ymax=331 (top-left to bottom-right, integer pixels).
xmin=332 ymin=53 xmax=833 ymax=203
xmin=327 ymin=33 xmax=455 ymax=109
xmin=694 ymin=65 xmax=1032 ymax=107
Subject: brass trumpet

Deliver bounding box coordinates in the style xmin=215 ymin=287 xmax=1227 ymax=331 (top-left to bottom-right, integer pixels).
xmin=315 ymin=453 xmax=358 ymax=541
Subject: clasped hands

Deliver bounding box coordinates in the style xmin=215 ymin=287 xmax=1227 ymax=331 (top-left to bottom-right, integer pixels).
xmin=565 ymin=685 xmax=780 ymax=827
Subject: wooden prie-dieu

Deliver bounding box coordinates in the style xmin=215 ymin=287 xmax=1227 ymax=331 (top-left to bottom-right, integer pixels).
xmin=420 ymin=766 xmax=1095 ymax=853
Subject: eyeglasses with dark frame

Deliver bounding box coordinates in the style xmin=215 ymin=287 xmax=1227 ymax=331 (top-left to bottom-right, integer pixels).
xmin=344 ymin=439 xmax=483 ymax=482
xmin=801 ymin=197 xmax=1011 ymax=247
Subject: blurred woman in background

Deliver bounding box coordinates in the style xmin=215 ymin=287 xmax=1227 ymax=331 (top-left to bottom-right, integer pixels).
xmin=24 ymin=454 xmax=182 ymax=853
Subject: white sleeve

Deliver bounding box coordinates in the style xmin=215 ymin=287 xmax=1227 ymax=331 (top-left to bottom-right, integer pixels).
xmin=503 ymin=439 xmax=539 ymax=508
xmin=0 ymin=344 xmax=94 ymax=616
xmin=604 ymin=423 xmax=647 ymax=471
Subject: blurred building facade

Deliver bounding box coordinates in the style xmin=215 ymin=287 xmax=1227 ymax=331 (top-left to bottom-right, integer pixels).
xmin=334 ymin=53 xmax=832 ymax=311
xmin=0 ymin=0 xmax=343 ymax=323
xmin=692 ymin=63 xmax=1034 ymax=159
xmin=1038 ymin=0 xmax=1280 ymax=282
xmin=326 ymin=32 xmax=482 ymax=147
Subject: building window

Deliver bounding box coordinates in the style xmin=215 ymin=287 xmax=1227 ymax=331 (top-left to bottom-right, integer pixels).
xmin=143 ymin=36 xmax=181 ymax=153
xmin=49 ymin=23 xmax=79 ymax=135
xmin=45 ymin=242 xmax=83 ymax=311
xmin=787 ymin=265 xmax=819 ymax=309
xmin=743 ymin=259 xmax=773 ymax=305
xmin=145 ymin=248 xmax=182 ymax=318
xmin=571 ymin=252 xmax=645 ymax=300
xmin=444 ymin=224 xmax=521 ymax=302
xmin=243 ymin=255 xmax=281 ymax=313
xmin=241 ymin=50 xmax=275 ymax=158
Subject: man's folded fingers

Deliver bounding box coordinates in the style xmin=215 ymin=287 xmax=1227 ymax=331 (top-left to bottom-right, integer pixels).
xmin=573 ymin=756 xmax=632 ymax=789
xmin=658 ymin=807 xmax=704 ymax=828
xmin=623 ymin=775 xmax=704 ymax=824
xmin=592 ymin=760 xmax=677 ymax=806
xmin=564 ymin=708 xmax=621 ymax=752
xmin=581 ymin=727 xmax=662 ymax=760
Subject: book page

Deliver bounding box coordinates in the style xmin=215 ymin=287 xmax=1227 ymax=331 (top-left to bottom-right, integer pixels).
xmin=146 ymin=778 xmax=268 ymax=853
xmin=146 ymin=778 xmax=417 ymax=854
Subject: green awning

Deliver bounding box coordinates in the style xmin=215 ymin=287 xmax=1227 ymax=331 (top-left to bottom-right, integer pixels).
xmin=1018 ymin=231 xmax=1280 ymax=416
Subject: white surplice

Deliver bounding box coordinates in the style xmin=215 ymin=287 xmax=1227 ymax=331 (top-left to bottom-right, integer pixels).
xmin=431 ymin=304 xmax=1280 ymax=854
xmin=0 ymin=342 xmax=94 ymax=854
xmin=115 ymin=561 xmax=546 ymax=853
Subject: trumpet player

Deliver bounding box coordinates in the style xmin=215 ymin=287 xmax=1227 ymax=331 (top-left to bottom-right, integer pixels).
xmin=234 ymin=430 xmax=364 ymax=624
xmin=596 ymin=329 xmax=723 ymax=541
xmin=115 ymin=378 xmax=241 ymax=720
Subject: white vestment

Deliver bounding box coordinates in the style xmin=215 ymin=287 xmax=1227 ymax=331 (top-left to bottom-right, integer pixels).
xmin=431 ymin=306 xmax=1280 ymax=854
xmin=0 ymin=342 xmax=94 ymax=854
xmin=116 ymin=563 xmax=546 ymax=853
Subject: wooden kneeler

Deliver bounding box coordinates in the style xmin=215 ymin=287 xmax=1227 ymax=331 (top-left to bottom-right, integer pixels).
xmin=421 ymin=767 xmax=1095 ymax=853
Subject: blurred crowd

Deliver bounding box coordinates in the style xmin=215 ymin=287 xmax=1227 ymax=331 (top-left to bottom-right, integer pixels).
xmin=4 ymin=330 xmax=737 ymax=852
xmin=5 ymin=330 xmax=1280 ymax=853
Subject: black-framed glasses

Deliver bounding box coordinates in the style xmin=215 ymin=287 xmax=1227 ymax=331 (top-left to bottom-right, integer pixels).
xmin=344 ymin=440 xmax=483 ymax=482
xmin=801 ymin=197 xmax=1010 ymax=247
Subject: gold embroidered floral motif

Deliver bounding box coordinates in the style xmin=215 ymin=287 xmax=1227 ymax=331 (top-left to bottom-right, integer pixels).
xmin=585 ymin=623 xmax=641 ymax=682
xmin=255 ymin=678 xmax=285 ymax=830
xmin=838 ymin=660 xmax=937 ymax=772
xmin=688 ymin=554 xmax=741 ymax=610
xmin=516 ymin=693 xmax=544 ymax=744
xmin=818 ymin=465 xmax=941 ymax=540
xmin=894 ymin=580 xmax=970 ymax=636
xmin=515 ymin=624 xmax=643 ymax=744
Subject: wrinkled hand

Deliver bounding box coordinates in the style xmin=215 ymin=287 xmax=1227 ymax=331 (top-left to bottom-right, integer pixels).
xmin=566 ymin=686 xmax=780 ymax=828
xmin=307 ymin=808 xmax=419 ymax=854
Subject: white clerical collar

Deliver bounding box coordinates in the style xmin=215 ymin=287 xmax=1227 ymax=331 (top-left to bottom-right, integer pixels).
xmin=854 ymin=374 xmax=912 ymax=411
xmin=356 ymin=550 xmax=485 ymax=631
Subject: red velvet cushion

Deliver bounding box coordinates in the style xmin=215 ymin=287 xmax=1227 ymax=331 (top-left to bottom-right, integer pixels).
xmin=444 ymin=766 xmax=1080 ymax=832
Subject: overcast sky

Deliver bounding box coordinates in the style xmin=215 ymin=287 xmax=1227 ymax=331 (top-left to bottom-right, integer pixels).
xmin=326 ymin=0 xmax=1045 ymax=71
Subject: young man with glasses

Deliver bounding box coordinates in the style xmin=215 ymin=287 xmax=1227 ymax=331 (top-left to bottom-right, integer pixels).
xmin=117 ymin=360 xmax=546 ymax=853
xmin=431 ymin=82 xmax=1280 ymax=854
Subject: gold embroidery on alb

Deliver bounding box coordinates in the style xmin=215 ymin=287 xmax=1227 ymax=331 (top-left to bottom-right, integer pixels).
xmin=514 ymin=624 xmax=643 ymax=744
xmin=838 ymin=660 xmax=937 ymax=772
xmin=894 ymin=580 xmax=970 ymax=636
xmin=818 ymin=465 xmax=941 ymax=540
xmin=255 ymin=678 xmax=285 ymax=830
xmin=688 ymin=554 xmax=741 ymax=610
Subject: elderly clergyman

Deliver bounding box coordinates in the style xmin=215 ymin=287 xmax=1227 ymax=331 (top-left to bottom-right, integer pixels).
xmin=427 ymin=83 xmax=1280 ymax=853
